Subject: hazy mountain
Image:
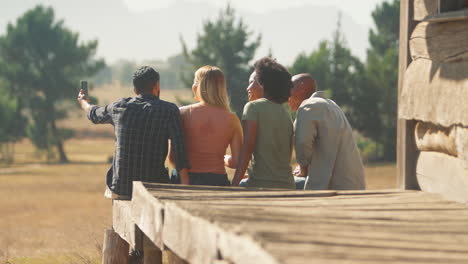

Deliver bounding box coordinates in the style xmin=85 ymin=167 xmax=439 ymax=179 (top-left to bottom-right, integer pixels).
xmin=0 ymin=0 xmax=370 ymax=65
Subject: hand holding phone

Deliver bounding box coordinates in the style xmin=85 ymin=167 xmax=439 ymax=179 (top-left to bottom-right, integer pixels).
xmin=81 ymin=80 xmax=88 ymax=97
xmin=77 ymin=80 xmax=90 ymax=106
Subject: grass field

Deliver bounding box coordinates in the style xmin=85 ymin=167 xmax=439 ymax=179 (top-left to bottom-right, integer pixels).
xmin=0 ymin=88 xmax=397 ymax=263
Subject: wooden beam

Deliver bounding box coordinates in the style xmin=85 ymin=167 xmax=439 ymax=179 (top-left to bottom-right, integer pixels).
xmin=102 ymin=228 xmax=129 ymax=264
xmin=414 ymin=0 xmax=439 ymax=21
xmin=397 ymin=0 xmax=419 ymax=190
xmin=416 ymin=151 xmax=468 ymax=203
xmin=143 ymin=234 xmax=162 ymax=264
xmin=399 ymin=59 xmax=468 ymax=127
xmin=165 ymin=249 xmax=189 ymax=264
xmin=410 ymin=20 xmax=468 ymax=62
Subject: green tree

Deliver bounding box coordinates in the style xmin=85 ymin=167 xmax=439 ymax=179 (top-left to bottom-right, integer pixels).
xmin=0 ymin=84 xmax=26 ymax=163
xmin=289 ymin=41 xmax=332 ymax=93
xmin=0 ymin=5 xmax=104 ymax=163
xmin=363 ymin=0 xmax=400 ymax=161
xmin=289 ymin=15 xmax=366 ymax=119
xmin=181 ymin=5 xmax=261 ymax=116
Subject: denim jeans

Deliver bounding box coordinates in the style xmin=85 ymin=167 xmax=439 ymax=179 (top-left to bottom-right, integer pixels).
xmin=239 ymin=176 xmax=307 ymax=190
xmin=170 ymin=169 xmax=230 ymax=186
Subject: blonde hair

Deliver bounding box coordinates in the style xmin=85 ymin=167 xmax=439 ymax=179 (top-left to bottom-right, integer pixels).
xmin=193 ymin=66 xmax=231 ymax=111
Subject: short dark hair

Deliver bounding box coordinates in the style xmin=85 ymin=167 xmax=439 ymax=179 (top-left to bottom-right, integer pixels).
xmin=254 ymin=57 xmax=292 ymax=104
xmin=132 ymin=66 xmax=160 ymax=94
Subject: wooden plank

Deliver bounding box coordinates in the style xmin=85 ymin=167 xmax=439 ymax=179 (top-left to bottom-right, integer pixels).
xmin=102 ymin=228 xmax=129 ymax=264
xmin=112 ymin=183 xmax=468 ymax=264
xmin=113 ymin=201 xmax=138 ymax=249
xmin=416 ymin=151 xmax=468 ymax=202
xmin=162 ymin=203 xmax=218 ymax=264
xmin=414 ymin=0 xmax=439 ymax=21
xmin=130 ymin=182 xmax=165 ymax=249
xmin=399 ymin=59 xmax=468 ymax=127
xmin=410 ymin=20 xmax=468 ymax=62
xmin=265 ymin=242 xmax=468 ymax=264
xmin=397 ymin=0 xmax=419 ymax=190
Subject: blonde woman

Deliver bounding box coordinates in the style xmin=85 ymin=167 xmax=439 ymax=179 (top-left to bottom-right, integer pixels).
xmin=170 ymin=66 xmax=243 ymax=186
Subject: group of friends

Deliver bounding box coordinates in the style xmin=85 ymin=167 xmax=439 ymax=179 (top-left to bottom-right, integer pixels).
xmin=77 ymin=57 xmax=365 ymax=200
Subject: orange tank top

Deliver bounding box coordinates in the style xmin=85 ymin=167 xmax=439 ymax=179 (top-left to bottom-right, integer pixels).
xmin=180 ymin=103 xmax=235 ymax=174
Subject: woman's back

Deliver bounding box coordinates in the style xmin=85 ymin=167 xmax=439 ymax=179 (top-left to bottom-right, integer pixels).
xmin=181 ymin=103 xmax=236 ymax=174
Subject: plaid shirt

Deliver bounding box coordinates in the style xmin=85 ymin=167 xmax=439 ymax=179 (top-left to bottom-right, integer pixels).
xmin=87 ymin=94 xmax=190 ymax=196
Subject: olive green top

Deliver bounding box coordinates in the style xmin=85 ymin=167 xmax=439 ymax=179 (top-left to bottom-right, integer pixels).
xmin=242 ymin=98 xmax=295 ymax=189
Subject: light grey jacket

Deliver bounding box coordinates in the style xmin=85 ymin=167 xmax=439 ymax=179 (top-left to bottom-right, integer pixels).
xmin=294 ymin=91 xmax=366 ymax=190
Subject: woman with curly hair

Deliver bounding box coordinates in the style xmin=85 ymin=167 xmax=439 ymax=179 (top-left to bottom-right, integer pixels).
xmin=232 ymin=57 xmax=295 ymax=189
xmin=170 ymin=66 xmax=243 ymax=186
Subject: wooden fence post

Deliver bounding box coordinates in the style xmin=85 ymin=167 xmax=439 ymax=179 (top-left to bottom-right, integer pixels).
xmin=143 ymin=234 xmax=162 ymax=264
xmin=102 ymin=228 xmax=129 ymax=264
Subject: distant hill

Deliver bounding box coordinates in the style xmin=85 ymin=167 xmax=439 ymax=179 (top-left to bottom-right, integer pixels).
xmin=0 ymin=0 xmax=369 ymax=65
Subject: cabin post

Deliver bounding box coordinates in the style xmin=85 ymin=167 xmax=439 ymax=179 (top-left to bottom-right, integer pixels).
xmin=102 ymin=228 xmax=130 ymax=264
xmin=397 ymin=0 xmax=419 ymax=189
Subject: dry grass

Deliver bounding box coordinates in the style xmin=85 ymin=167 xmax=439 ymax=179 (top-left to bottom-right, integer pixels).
xmin=1 ymin=87 xmax=396 ymax=263
xmin=0 ymin=139 xmax=113 ymax=264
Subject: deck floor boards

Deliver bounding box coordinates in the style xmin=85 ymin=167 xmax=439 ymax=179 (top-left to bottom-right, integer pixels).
xmin=113 ymin=182 xmax=468 ymax=263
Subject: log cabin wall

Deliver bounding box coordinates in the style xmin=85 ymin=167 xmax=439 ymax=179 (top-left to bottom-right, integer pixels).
xmin=398 ymin=0 xmax=468 ymax=202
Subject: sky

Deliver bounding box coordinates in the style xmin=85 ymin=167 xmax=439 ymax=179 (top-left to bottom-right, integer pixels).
xmin=122 ymin=0 xmax=386 ymax=26
xmin=1 ymin=0 xmax=388 ymax=65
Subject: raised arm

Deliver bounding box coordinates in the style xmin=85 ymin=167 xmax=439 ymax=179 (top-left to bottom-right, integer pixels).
xmin=231 ymin=120 xmax=257 ymax=186
xmin=78 ymin=89 xmax=114 ymax=125
xmin=224 ymin=113 xmax=243 ymax=169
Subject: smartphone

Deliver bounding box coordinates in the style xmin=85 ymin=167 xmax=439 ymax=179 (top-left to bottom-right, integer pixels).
xmin=80 ymin=80 xmax=88 ymax=97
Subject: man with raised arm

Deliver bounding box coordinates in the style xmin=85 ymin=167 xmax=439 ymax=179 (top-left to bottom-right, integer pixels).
xmin=77 ymin=66 xmax=190 ymax=199
xmin=289 ymin=73 xmax=366 ymax=190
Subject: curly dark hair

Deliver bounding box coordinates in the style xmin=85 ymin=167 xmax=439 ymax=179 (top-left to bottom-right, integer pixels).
xmin=133 ymin=66 xmax=160 ymax=94
xmin=254 ymin=57 xmax=292 ymax=104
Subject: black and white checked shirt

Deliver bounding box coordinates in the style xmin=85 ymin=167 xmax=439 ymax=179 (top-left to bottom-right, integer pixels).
xmin=87 ymin=94 xmax=190 ymax=196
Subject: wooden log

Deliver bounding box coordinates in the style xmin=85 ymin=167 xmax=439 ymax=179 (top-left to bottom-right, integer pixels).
xmin=416 ymin=151 xmax=468 ymax=203
xmin=143 ymin=234 xmax=162 ymax=264
xmin=102 ymin=228 xmax=129 ymax=264
xmin=414 ymin=0 xmax=439 ymax=21
xmin=414 ymin=122 xmax=468 ymax=168
xmin=457 ymin=126 xmax=468 ymax=169
xmin=410 ymin=20 xmax=468 ymax=62
xmin=414 ymin=121 xmax=458 ymax=155
xmin=399 ymin=59 xmax=468 ymax=127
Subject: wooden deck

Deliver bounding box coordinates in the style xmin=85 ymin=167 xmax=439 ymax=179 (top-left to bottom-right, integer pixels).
xmin=113 ymin=182 xmax=468 ymax=264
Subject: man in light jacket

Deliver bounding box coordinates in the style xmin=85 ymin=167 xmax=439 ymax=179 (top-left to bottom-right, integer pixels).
xmin=289 ymin=73 xmax=366 ymax=190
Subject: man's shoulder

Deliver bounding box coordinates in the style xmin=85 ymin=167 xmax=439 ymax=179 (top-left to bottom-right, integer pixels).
xmin=111 ymin=97 xmax=132 ymax=107
xmin=299 ymin=97 xmax=328 ymax=110
xmin=158 ymin=99 xmax=178 ymax=109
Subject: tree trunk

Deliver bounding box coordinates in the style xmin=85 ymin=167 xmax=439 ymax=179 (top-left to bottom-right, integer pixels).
xmin=50 ymin=119 xmax=69 ymax=163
